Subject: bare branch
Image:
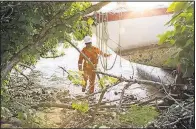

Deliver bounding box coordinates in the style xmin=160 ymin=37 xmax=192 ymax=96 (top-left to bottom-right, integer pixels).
xmin=77 ymin=81 xmax=122 ymax=100
xmin=92 ymin=87 xmax=107 ymax=120
xmin=161 ymin=115 xmax=194 ymax=127
xmin=64 ymin=2 xmax=110 ymax=25
xmin=14 ymin=67 xmax=29 ymax=82
xmin=58 ymin=66 xmax=70 ymax=75
xmin=96 ymin=71 xmax=186 ymax=88
xmin=117 ymin=82 xmax=134 ymax=114
xmin=31 ymin=102 xmax=72 ymax=109
xmin=18 ymin=63 xmax=34 ymax=71
xmin=40 ymin=53 xmax=65 ymax=58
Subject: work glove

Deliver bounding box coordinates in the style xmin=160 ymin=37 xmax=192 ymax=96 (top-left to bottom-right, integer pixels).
xmin=104 ymin=53 xmax=112 ymax=57
xmin=107 ymin=54 xmax=112 ymax=57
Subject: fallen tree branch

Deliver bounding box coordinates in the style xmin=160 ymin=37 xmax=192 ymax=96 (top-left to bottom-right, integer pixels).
xmin=90 ymin=94 xmax=135 ymax=107
xmin=77 ymin=81 xmax=122 ymax=100
xmin=117 ymin=82 xmax=134 ymax=113
xmin=97 ymin=96 xmax=164 ymax=109
xmin=31 ymin=102 xmax=72 ymax=109
xmin=92 ymin=87 xmax=107 ymax=120
xmin=160 ymin=83 xmax=192 ymax=113
xmin=96 ymin=71 xmax=186 ymax=88
xmin=161 ymin=115 xmax=194 ymax=127
xmin=90 ymin=87 xmax=164 ymax=107
xmin=138 ymin=96 xmax=166 ymax=106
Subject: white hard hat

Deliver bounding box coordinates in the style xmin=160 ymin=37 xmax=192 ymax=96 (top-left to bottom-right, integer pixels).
xmin=84 ymin=36 xmax=92 ymax=44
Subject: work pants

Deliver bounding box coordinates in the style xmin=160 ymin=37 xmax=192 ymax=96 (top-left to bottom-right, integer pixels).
xmin=83 ymin=65 xmax=96 ymax=93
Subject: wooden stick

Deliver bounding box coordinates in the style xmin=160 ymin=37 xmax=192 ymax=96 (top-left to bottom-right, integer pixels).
xmin=92 ymin=88 xmax=107 ymax=120
xmin=77 ymin=81 xmax=122 ymax=100
xmin=117 ymin=82 xmax=134 ymax=113
xmin=14 ymin=67 xmax=29 ymax=82
xmin=31 ymin=102 xmax=72 ymax=109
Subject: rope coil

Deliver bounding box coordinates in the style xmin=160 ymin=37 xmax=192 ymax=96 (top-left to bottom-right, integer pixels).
xmin=95 ymin=11 xmax=122 ymax=71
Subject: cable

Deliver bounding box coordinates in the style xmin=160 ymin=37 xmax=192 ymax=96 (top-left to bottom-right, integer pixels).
xmin=118 ymin=11 xmax=122 ymax=68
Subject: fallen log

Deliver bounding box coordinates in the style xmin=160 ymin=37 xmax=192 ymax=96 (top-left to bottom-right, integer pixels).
xmin=31 ymin=102 xmax=72 ymax=109
xmin=96 ymin=71 xmax=186 ymax=88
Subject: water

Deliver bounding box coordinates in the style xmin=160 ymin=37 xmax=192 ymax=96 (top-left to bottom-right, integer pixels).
xmin=24 ymin=43 xmax=174 ymax=102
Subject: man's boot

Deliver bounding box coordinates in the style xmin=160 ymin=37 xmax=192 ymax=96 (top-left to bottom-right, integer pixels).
xmin=82 ymin=87 xmax=86 ymax=92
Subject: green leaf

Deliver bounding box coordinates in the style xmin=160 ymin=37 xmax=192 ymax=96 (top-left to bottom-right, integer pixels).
xmin=174 ymin=2 xmax=188 ymax=12
xmin=31 ymin=17 xmax=40 ymax=25
xmin=18 ymin=112 xmax=24 ymax=120
xmin=87 ymin=18 xmax=94 ymax=25
xmin=167 ymin=2 xmax=176 ymax=12
xmin=157 ymin=31 xmax=174 ymax=45
xmin=183 ymin=39 xmax=193 ymax=48
xmin=18 ymin=15 xmax=26 ymax=21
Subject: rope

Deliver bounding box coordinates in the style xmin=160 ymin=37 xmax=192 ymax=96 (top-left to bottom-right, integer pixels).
xmin=118 ymin=11 xmax=122 ymax=68
xmin=99 ymin=13 xmax=107 ymax=71
xmin=95 ymin=12 xmax=118 ymax=71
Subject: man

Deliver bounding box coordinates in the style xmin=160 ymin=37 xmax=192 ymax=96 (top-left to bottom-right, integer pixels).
xmin=78 ymin=36 xmax=111 ymax=93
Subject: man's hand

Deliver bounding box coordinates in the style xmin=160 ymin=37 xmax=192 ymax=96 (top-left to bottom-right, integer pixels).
xmin=106 ymin=54 xmax=112 ymax=57
xmin=104 ymin=53 xmax=112 ymax=57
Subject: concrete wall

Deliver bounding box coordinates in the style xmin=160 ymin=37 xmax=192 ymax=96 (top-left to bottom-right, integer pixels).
xmin=92 ymin=14 xmax=173 ymax=52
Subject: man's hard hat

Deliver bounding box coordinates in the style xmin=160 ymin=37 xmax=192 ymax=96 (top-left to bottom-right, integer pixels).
xmin=84 ymin=36 xmax=92 ymax=44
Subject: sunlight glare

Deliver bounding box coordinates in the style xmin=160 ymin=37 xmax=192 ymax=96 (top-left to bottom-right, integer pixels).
xmin=100 ymin=2 xmax=117 ymax=12
xmin=99 ymin=2 xmax=172 ymax=13
xmin=126 ymin=2 xmax=172 ymax=12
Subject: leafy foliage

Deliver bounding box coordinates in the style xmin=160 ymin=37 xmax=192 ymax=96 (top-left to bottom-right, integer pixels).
xmin=120 ymin=105 xmax=159 ymax=127
xmin=1 ymin=2 xmax=109 ymax=128
xmin=67 ymin=70 xmax=85 ymax=86
xmin=1 ymin=2 xmax=94 ymax=78
xmin=72 ymin=100 xmax=89 ymax=113
xmin=157 ymin=2 xmax=194 ymax=78
xmin=99 ymin=75 xmax=118 ymax=88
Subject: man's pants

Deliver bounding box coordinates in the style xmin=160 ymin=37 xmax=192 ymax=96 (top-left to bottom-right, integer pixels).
xmin=83 ymin=66 xmax=96 ymax=93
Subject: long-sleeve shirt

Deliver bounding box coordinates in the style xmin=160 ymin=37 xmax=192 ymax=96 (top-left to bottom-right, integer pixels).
xmin=78 ymin=46 xmax=108 ymax=68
